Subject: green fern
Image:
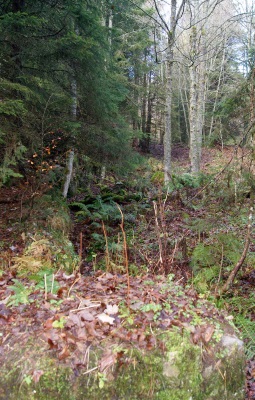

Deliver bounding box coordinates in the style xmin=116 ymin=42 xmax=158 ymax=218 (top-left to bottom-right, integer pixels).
xmin=29 ymin=269 xmax=60 ymax=294
xmin=191 ymin=243 xmax=214 ymax=269
xmin=7 ymin=279 xmax=32 ymax=306
xmin=191 ymin=233 xmax=242 ymax=273
xmin=234 ymin=314 xmax=255 ymax=359
xmin=193 ymin=265 xmax=220 ymax=293
xmin=0 ymin=141 xmax=27 ymax=185
xmin=70 ymin=202 xmax=92 ymax=218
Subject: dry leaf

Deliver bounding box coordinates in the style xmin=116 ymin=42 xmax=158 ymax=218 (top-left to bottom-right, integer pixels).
xmin=78 ymin=310 xmax=94 ymax=321
xmin=104 ymin=304 xmax=118 ymax=315
xmin=202 ymin=325 xmax=215 ymax=343
xmin=67 ymin=312 xmax=81 ymax=328
xmin=84 ymin=321 xmax=101 ymax=337
xmin=97 ymin=313 xmax=115 ymax=325
xmin=32 ymin=369 xmax=44 ymax=383
xmin=58 ymin=345 xmax=70 ymax=360
xmin=44 ymin=317 xmax=54 ymax=329
xmin=99 ymin=352 xmax=117 ymax=372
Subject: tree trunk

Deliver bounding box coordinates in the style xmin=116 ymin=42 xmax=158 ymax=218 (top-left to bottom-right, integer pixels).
xmin=189 ymin=26 xmax=199 ymax=173
xmin=12 ymin=0 xmax=24 ymax=12
xmin=62 ymin=23 xmax=78 ymax=198
xmin=164 ymin=0 xmax=177 ymax=184
xmin=189 ymin=0 xmax=207 ymax=174
xmin=62 ymin=150 xmax=75 ymax=198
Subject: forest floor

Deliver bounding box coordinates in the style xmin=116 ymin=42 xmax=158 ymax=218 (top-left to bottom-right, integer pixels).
xmin=0 ymin=144 xmax=255 ymax=398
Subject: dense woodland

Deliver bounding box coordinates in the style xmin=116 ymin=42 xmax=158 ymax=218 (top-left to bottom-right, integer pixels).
xmin=2 ymin=0 xmax=255 ymax=398
xmin=1 ymin=0 xmax=254 ymax=184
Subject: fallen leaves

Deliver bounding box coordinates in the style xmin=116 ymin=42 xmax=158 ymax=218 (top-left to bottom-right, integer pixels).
xmin=97 ymin=313 xmax=115 ymax=325
xmin=0 ymin=270 xmax=232 ymax=375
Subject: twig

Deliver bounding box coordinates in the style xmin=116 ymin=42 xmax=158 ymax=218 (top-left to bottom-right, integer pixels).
xmin=102 ymin=221 xmax=110 ymax=272
xmin=79 ymin=232 xmax=83 ymax=269
xmin=169 ymin=239 xmax=178 ymax=267
xmin=70 ymin=304 xmax=101 ymax=313
xmin=82 ymin=366 xmax=98 ymax=375
xmin=67 ymin=274 xmax=81 ymax=298
xmin=214 ymin=244 xmax=224 ymax=296
xmin=153 ymin=201 xmax=164 ymax=270
xmin=44 ymin=274 xmax=47 ymax=300
xmin=116 ymin=204 xmax=130 ymax=303
xmin=51 ymin=273 xmax=55 ymax=294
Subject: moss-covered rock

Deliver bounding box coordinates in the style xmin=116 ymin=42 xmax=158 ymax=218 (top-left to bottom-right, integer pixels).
xmin=0 ymin=324 xmax=245 ymax=400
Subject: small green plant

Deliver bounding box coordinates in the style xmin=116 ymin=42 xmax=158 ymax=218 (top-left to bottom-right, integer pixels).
xmin=140 ymin=303 xmax=162 ymax=320
xmin=71 ymin=196 xmax=120 ymax=223
xmin=192 ymin=266 xmax=220 ymax=294
xmin=97 ymin=372 xmax=107 ymax=389
xmin=191 ymin=233 xmax=242 ymax=274
xmin=212 ymin=322 xmax=224 ymax=343
xmin=52 ymin=316 xmax=66 ymax=329
xmin=0 ymin=140 xmax=27 ymax=186
xmin=22 ymin=374 xmax=32 ymax=386
xmin=168 ymin=172 xmax=210 ymax=193
xmin=119 ymin=301 xmax=134 ymax=325
xmin=7 ymin=279 xmax=33 ymax=306
xmin=29 ymin=269 xmax=60 ymax=294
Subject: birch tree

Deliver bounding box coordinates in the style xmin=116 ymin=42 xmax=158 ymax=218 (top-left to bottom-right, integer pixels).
xmin=186 ymin=0 xmax=237 ymax=173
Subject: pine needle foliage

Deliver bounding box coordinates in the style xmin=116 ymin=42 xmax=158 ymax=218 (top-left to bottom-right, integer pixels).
xmin=0 ymin=0 xmax=150 ymax=182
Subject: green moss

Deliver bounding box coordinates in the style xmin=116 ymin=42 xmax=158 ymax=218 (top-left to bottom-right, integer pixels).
xmin=0 ymin=327 xmax=245 ymax=400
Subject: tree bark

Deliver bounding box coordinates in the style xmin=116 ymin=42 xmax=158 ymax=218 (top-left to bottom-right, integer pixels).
xmin=164 ymin=0 xmax=177 ymax=184
xmin=62 ymin=150 xmax=75 ymax=198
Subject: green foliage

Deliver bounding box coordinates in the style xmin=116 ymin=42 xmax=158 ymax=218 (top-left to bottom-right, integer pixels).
xmin=151 ymin=171 xmax=164 ymax=185
xmin=191 ymin=233 xmax=242 ymax=272
xmin=52 ymin=317 xmax=66 ymax=329
xmin=234 ymin=314 xmax=255 ymax=359
xmin=0 ymin=0 xmax=149 ymax=182
xmin=170 ymin=173 xmax=201 ymax=190
xmin=191 ymin=242 xmax=214 ymax=268
xmin=167 ymin=173 xmax=211 ymax=196
xmin=29 ymin=269 xmax=60 ymax=294
xmin=192 ymin=266 xmax=220 ymax=293
xmin=73 ymin=196 xmax=121 ymax=223
xmin=0 ymin=140 xmax=27 ymax=185
xmin=7 ymin=279 xmax=32 ymax=306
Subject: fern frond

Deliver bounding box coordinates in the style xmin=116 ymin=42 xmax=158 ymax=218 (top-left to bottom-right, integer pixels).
xmin=234 ymin=314 xmax=255 ymax=358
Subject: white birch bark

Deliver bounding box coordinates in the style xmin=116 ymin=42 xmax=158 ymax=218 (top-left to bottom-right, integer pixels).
xmin=62 ymin=150 xmax=75 ymax=198
xmin=189 ymin=25 xmax=199 ymax=173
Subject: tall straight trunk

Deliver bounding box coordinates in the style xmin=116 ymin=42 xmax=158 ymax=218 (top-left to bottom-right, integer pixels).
xmin=164 ymin=0 xmax=177 ymax=184
xmin=179 ymin=67 xmax=189 ymax=142
xmin=141 ymin=72 xmax=147 ymax=134
xmin=195 ymin=30 xmax=206 ymax=170
xmin=189 ymin=26 xmax=199 ymax=173
xmin=189 ymin=0 xmax=207 ymax=174
xmin=62 ymin=78 xmax=77 ymax=198
xmin=63 ymin=24 xmax=79 ymax=198
xmin=208 ymin=40 xmax=226 ymax=138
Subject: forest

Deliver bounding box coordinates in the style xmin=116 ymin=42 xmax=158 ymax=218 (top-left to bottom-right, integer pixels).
xmin=1 ymin=0 xmax=255 ymax=399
